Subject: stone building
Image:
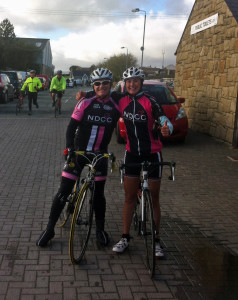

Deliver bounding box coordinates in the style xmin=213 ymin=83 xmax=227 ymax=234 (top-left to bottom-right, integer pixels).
xmin=174 ymin=0 xmax=238 ymax=146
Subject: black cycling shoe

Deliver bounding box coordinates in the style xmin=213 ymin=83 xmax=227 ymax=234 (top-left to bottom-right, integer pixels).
xmin=96 ymin=230 xmax=110 ymax=246
xmin=36 ymin=228 xmax=55 ymax=247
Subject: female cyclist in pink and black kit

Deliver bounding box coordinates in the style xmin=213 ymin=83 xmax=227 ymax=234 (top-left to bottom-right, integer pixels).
xmin=77 ymin=67 xmax=173 ymax=258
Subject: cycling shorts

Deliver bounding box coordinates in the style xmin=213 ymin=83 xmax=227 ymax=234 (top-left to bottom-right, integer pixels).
xmin=124 ymin=151 xmax=163 ymax=179
xmin=51 ymin=89 xmax=63 ymax=97
xmin=62 ymin=152 xmax=108 ymax=182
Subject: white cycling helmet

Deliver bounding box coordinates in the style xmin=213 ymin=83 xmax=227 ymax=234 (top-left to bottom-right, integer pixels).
xmin=90 ymin=68 xmax=112 ymax=82
xmin=123 ymin=67 xmax=144 ymax=81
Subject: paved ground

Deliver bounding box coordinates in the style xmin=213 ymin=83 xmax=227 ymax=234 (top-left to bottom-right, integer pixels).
xmin=0 ymin=90 xmax=238 ymax=299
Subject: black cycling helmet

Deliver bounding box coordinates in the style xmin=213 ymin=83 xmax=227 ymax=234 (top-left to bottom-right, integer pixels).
xmin=57 ymin=70 xmax=62 ymax=75
xmin=123 ymin=67 xmax=144 ymax=81
xmin=90 ymin=68 xmax=112 ymax=83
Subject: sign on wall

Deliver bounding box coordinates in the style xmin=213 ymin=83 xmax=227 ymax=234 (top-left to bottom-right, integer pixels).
xmin=191 ymin=13 xmax=218 ymax=35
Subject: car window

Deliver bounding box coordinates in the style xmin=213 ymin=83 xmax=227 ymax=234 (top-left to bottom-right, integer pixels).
xmin=142 ymin=85 xmax=177 ymax=104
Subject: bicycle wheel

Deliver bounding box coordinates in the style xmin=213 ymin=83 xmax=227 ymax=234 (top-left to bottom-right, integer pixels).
xmin=55 ymin=100 xmax=58 ymax=118
xmin=142 ymin=189 xmax=156 ymax=278
xmin=133 ymin=192 xmax=141 ymax=233
xmin=69 ymin=182 xmax=94 ymax=264
xmin=16 ymin=103 xmax=20 ymax=115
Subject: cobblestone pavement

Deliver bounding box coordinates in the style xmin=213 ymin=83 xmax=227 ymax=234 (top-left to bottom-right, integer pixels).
xmin=0 ymin=103 xmax=238 ymax=299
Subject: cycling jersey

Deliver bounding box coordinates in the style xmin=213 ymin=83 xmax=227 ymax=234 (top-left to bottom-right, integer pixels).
xmin=21 ymin=77 xmax=42 ymax=93
xmin=50 ymin=75 xmax=66 ymax=92
xmin=66 ymin=96 xmax=120 ymax=152
xmin=85 ymin=90 xmax=173 ymax=155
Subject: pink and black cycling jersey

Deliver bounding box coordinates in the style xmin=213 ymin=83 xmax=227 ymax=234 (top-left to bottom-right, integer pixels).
xmin=112 ymin=91 xmax=166 ymax=155
xmin=66 ymin=96 xmax=120 ymax=152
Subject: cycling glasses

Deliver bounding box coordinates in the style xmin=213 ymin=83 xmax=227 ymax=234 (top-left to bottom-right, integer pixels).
xmin=93 ymin=80 xmax=111 ymax=86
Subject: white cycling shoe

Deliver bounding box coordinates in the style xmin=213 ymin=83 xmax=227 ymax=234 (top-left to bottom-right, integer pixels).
xmin=112 ymin=238 xmax=129 ymax=253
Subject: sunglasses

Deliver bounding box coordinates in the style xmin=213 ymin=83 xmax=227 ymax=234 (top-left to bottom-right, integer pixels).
xmin=93 ymin=80 xmax=111 ymax=86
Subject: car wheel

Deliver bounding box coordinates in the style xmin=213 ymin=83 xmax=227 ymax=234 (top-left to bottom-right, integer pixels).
xmin=116 ymin=122 xmax=126 ymax=144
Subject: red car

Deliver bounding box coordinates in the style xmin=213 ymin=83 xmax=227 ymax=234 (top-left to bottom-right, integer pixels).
xmin=114 ymin=80 xmax=188 ymax=143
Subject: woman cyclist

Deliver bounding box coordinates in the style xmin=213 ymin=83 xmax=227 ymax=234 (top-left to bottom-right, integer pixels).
xmin=77 ymin=67 xmax=173 ymax=258
xmin=36 ymin=68 xmax=120 ymax=247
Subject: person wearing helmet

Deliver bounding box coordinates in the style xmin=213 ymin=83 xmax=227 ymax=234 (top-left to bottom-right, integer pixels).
xmin=50 ymin=70 xmax=66 ymax=114
xmin=77 ymin=66 xmax=173 ymax=258
xmin=21 ymin=70 xmax=42 ymax=115
xmin=36 ymin=68 xmax=120 ymax=247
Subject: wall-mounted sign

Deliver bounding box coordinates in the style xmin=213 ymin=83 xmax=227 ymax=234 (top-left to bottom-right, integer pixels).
xmin=191 ymin=13 xmax=218 ymax=35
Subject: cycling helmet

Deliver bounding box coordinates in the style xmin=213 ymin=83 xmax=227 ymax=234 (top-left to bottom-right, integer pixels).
xmin=57 ymin=70 xmax=62 ymax=74
xmin=90 ymin=68 xmax=112 ymax=83
xmin=30 ymin=70 xmax=36 ymax=74
xmin=123 ymin=67 xmax=144 ymax=81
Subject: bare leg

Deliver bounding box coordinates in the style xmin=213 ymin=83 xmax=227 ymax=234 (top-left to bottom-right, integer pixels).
xmin=123 ymin=176 xmax=140 ymax=234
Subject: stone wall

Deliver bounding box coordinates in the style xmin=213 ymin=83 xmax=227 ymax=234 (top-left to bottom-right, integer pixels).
xmin=174 ymin=0 xmax=238 ymax=143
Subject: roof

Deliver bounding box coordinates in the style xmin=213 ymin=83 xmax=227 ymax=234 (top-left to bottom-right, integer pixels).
xmin=225 ymin=0 xmax=238 ymax=22
xmin=15 ymin=37 xmax=50 ymax=50
xmin=175 ymin=0 xmax=238 ymax=55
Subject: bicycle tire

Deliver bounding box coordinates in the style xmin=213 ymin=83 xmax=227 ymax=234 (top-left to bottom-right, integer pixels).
xmin=58 ymin=182 xmax=79 ymax=227
xmin=143 ymin=189 xmax=156 ymax=278
xmin=16 ymin=103 xmax=20 ymax=115
xmin=69 ymin=182 xmax=94 ymax=264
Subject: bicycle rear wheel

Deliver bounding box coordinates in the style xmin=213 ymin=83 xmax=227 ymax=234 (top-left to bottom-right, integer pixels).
xmin=143 ymin=189 xmax=156 ymax=278
xmin=69 ymin=182 xmax=94 ymax=264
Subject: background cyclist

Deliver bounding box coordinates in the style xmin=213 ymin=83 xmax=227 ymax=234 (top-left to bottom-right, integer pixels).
xmin=36 ymin=68 xmax=120 ymax=247
xmin=77 ymin=67 xmax=173 ymax=258
xmin=50 ymin=70 xmax=66 ymax=114
xmin=21 ymin=70 xmax=42 ymax=116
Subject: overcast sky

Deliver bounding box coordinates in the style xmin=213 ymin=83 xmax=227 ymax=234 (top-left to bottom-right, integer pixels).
xmin=0 ymin=0 xmax=195 ymax=71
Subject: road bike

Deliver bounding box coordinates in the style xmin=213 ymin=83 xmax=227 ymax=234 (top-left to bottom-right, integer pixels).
xmin=16 ymin=95 xmax=24 ymax=115
xmin=58 ymin=151 xmax=116 ymax=265
xmin=52 ymin=91 xmax=63 ymax=117
xmin=119 ymin=160 xmax=176 ymax=278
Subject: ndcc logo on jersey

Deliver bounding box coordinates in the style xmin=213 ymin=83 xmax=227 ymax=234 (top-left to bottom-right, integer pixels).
xmin=123 ymin=111 xmax=147 ymax=121
xmin=88 ymin=115 xmax=112 ymax=123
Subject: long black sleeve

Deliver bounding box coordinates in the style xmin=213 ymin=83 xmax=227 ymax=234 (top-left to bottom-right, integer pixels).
xmin=66 ymin=118 xmax=79 ymax=148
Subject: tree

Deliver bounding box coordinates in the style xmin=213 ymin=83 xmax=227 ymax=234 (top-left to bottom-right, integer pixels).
xmin=96 ymin=53 xmax=138 ymax=82
xmin=0 ymin=18 xmax=16 ymax=38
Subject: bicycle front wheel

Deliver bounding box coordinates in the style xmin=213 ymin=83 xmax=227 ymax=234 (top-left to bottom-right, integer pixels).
xmin=143 ymin=189 xmax=156 ymax=278
xmin=69 ymin=182 xmax=94 ymax=264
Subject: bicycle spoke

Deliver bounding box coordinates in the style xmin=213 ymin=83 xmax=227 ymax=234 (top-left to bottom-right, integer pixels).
xmin=69 ymin=183 xmax=94 ymax=264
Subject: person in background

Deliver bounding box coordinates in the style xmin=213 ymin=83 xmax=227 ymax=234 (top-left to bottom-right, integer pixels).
xmin=21 ymin=70 xmax=42 ymax=115
xmin=50 ymin=70 xmax=66 ymax=114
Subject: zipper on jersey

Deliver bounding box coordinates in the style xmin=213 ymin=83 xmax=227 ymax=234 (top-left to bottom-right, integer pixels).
xmin=132 ymin=97 xmax=140 ymax=155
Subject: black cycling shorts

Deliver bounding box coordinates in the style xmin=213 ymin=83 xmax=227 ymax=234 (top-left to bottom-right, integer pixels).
xmin=51 ymin=89 xmax=63 ymax=97
xmin=124 ymin=151 xmax=163 ymax=179
xmin=62 ymin=152 xmax=108 ymax=182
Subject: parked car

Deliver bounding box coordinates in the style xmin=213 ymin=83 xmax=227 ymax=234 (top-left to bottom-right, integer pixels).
xmin=0 ymin=73 xmax=15 ymax=103
xmin=114 ymin=80 xmax=188 ymax=143
xmin=0 ymin=71 xmax=24 ymax=98
xmin=37 ymin=77 xmax=47 ymax=90
xmin=68 ymin=78 xmax=74 ymax=88
xmin=75 ymin=78 xmax=82 ymax=86
xmin=36 ymin=75 xmax=50 ymax=89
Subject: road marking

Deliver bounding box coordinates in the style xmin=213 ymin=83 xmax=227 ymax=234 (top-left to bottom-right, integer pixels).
xmin=64 ymin=97 xmax=72 ymax=103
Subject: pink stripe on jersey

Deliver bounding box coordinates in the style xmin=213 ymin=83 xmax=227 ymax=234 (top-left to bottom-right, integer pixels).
xmin=94 ymin=126 xmax=105 ymax=150
xmin=95 ymin=176 xmax=107 ymax=181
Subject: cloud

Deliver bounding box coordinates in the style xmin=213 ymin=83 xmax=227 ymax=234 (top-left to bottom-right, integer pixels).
xmin=0 ymin=0 xmax=195 ymax=70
